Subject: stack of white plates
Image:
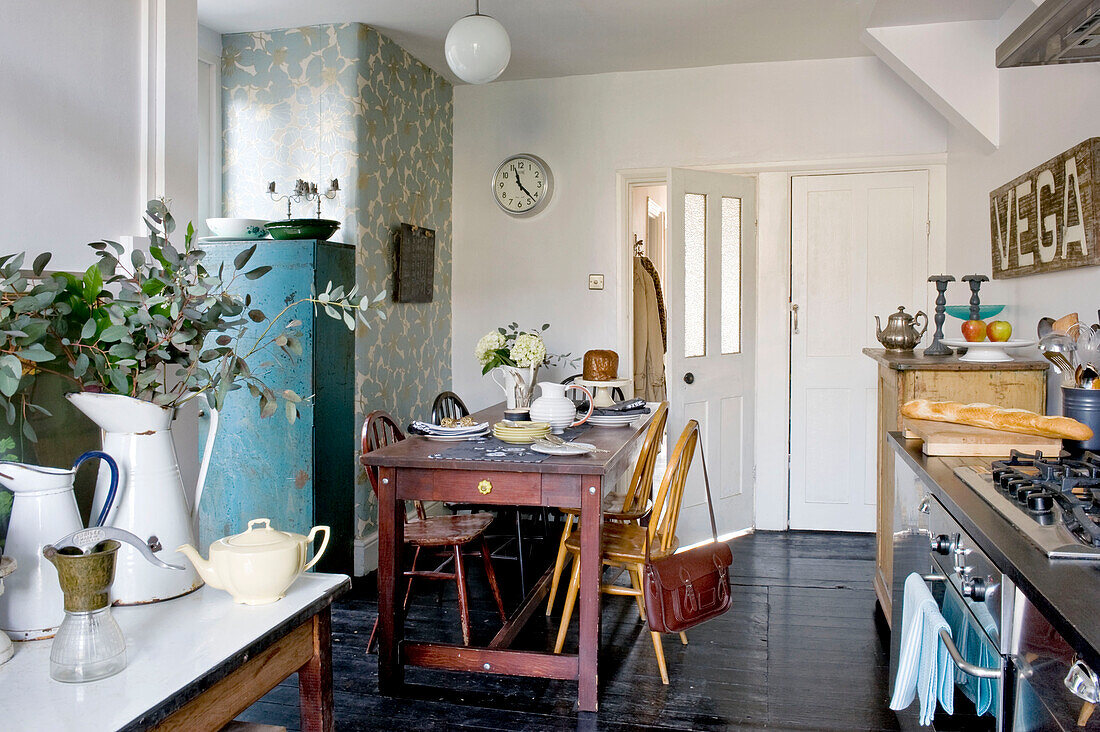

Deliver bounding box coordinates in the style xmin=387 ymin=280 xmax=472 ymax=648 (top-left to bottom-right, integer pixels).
xmin=492 ymin=421 xmax=551 ymax=444
xmin=585 ymin=412 xmax=644 ymax=427
xmin=412 ymin=421 xmax=490 ymax=441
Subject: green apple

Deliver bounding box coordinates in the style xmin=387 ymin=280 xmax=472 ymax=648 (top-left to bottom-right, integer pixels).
xmin=987 ymin=320 xmax=1012 ymax=342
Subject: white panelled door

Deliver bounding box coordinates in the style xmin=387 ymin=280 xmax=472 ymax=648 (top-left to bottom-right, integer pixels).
xmin=789 ymin=171 xmax=929 ymax=532
xmin=665 ymin=169 xmax=756 ymax=546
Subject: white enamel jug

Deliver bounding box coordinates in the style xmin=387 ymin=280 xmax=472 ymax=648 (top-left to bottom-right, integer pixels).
xmin=67 ymin=392 xmax=219 ymax=605
xmin=0 ymin=451 xmax=119 ymax=639
xmin=529 ymin=382 xmax=594 ymax=433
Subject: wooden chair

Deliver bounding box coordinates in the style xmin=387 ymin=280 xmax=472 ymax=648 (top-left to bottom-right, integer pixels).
xmin=362 ymin=411 xmax=506 ymax=649
xmin=545 ymin=402 xmax=668 ymax=616
xmin=431 ymin=391 xmax=469 ymax=423
xmin=552 ymin=418 xmax=699 ymax=685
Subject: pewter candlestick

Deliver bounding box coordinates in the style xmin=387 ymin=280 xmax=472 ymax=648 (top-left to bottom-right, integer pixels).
xmin=924 ymin=275 xmax=955 ymax=356
xmin=962 ymin=274 xmax=989 ymax=321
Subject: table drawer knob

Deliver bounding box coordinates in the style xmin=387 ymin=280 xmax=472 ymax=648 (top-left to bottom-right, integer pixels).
xmin=477 ymin=479 xmax=492 ymax=495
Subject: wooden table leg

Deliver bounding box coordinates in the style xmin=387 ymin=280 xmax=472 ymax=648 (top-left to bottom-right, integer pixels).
xmin=298 ymin=609 xmax=335 ymax=732
xmin=577 ymin=474 xmax=602 ymax=712
xmin=377 ymin=466 xmax=404 ymax=693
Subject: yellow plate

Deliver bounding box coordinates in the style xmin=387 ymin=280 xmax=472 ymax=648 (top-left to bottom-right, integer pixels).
xmin=492 ymin=425 xmax=550 ymax=444
xmin=493 ymin=421 xmax=551 ymax=432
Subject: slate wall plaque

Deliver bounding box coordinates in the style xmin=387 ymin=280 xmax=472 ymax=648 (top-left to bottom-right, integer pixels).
xmin=394 ymin=223 xmax=435 ymax=302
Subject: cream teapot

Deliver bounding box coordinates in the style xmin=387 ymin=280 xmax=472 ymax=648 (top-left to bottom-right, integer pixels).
xmin=176 ymin=519 xmax=329 ymax=605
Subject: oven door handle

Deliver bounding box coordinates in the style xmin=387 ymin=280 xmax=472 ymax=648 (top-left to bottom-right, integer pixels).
xmin=938 ymin=628 xmax=1001 ymax=679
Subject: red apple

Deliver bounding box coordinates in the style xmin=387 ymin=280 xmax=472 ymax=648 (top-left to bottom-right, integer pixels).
xmin=987 ymin=320 xmax=1012 ymax=342
xmin=962 ymin=319 xmax=987 ymax=342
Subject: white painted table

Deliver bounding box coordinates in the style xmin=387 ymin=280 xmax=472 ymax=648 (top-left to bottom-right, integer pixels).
xmin=0 ymin=572 xmax=349 ymax=731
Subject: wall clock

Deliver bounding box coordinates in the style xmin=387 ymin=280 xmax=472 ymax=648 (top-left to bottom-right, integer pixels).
xmin=492 ymin=153 xmax=553 ymax=217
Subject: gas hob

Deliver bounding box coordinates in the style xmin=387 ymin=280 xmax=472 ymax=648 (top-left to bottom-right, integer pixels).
xmin=955 ymin=450 xmax=1100 ymax=560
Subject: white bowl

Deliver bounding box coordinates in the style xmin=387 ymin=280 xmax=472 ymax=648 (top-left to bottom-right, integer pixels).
xmin=205 ymin=218 xmax=269 ymax=239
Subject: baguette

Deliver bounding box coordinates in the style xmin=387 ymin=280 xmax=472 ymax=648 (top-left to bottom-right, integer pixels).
xmin=901 ymin=399 xmax=1094 ymax=441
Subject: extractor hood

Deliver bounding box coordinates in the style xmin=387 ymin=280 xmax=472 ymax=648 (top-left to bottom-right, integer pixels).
xmin=997 ymin=0 xmax=1100 ymax=67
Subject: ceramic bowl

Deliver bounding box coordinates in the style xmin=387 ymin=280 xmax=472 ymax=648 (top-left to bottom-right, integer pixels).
xmin=264 ymin=218 xmax=341 ymax=241
xmin=206 ymin=218 xmax=269 ymax=239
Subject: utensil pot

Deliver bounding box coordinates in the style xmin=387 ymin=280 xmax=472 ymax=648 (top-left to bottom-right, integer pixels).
xmin=1062 ymin=386 xmax=1100 ymax=453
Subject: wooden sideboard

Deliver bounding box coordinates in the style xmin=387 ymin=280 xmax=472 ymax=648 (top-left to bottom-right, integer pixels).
xmin=863 ymin=348 xmax=1048 ymax=625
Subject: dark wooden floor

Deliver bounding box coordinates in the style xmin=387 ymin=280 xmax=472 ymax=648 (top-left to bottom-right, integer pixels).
xmin=239 ymin=530 xmax=901 ymax=731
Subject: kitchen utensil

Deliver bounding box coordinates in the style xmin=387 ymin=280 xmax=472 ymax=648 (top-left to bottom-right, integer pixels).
xmin=531 ymin=440 xmax=594 ymax=456
xmin=1037 ymin=317 xmax=1055 ymax=339
xmin=874 ymin=306 xmax=928 ymax=352
xmin=925 ymin=275 xmax=955 ymax=356
xmin=1042 ymin=351 xmax=1077 ymax=383
xmin=66 ymin=392 xmax=217 ymax=605
xmin=205 ymin=218 xmax=268 ymax=239
xmin=543 ymin=434 xmax=608 ymax=453
xmin=49 ymin=526 xmax=184 ymax=570
xmin=42 ymin=539 xmax=126 ymax=682
xmin=1077 ymin=364 xmax=1100 ymax=389
xmin=530 ymin=382 xmax=594 ymax=433
xmin=176 ymin=518 xmax=330 ymax=605
xmin=939 ymin=339 xmax=1037 ymax=363
xmin=263 ymin=218 xmax=341 ymax=241
xmin=0 ymin=451 xmax=119 ymax=640
xmin=490 ymin=365 xmax=539 ymax=410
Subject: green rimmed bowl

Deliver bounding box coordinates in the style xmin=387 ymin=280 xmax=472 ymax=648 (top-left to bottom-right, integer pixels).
xmin=264 ymin=219 xmax=341 ymax=241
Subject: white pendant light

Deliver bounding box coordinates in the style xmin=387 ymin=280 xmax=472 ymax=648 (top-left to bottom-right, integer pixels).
xmin=445 ymin=0 xmax=510 ymax=84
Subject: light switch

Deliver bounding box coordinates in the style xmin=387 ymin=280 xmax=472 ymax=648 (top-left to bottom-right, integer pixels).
xmin=588 ymin=274 xmax=604 ymax=290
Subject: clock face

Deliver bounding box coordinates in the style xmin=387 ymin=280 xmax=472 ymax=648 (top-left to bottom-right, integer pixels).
xmin=492 ymin=154 xmax=553 ymax=216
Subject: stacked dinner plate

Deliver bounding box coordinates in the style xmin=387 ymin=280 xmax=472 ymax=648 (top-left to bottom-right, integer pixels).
xmin=492 ymin=421 xmax=551 ymax=444
xmin=585 ymin=411 xmax=643 ymax=427
xmin=415 ymin=421 xmax=490 ymax=441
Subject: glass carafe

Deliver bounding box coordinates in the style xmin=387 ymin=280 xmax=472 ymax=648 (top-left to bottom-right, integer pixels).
xmin=50 ymin=606 xmax=126 ymax=682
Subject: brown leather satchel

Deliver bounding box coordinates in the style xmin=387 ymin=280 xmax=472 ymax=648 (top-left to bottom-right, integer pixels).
xmin=643 ymin=446 xmax=733 ymax=634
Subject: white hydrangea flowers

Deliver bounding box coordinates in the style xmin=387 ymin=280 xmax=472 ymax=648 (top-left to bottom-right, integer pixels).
xmin=475 ymin=330 xmax=506 ymax=366
xmin=510 ymin=332 xmax=547 ymax=368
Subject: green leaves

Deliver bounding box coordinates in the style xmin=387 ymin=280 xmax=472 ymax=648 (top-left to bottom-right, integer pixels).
xmin=32 ymin=252 xmax=51 ymax=276
xmin=234 ymin=244 xmax=257 ymax=270
xmin=82 ymin=264 xmax=103 ymax=301
xmin=244 ymin=266 xmax=271 ymax=280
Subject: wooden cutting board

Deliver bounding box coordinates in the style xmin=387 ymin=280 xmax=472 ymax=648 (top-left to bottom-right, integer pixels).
xmin=902 ymin=417 xmax=1062 ymax=457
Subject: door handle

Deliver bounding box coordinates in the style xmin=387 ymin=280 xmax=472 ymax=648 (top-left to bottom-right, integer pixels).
xmin=683 ymin=372 xmax=694 ymax=385
xmin=791 ymin=303 xmax=800 ymax=334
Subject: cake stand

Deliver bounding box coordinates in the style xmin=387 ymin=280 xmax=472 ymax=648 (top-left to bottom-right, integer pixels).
xmin=575 ymin=377 xmax=632 ymax=408
xmin=939 ymin=339 xmax=1036 ymax=363
xmin=0 ymin=556 xmax=15 ymax=665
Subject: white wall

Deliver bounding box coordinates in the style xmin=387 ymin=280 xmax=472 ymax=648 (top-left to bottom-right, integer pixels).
xmin=946 ymin=61 xmax=1100 ymax=411
xmin=0 ymin=1 xmax=200 ymax=485
xmin=0 ymin=2 xmax=143 ymax=271
xmin=452 ymin=56 xmax=947 ymax=410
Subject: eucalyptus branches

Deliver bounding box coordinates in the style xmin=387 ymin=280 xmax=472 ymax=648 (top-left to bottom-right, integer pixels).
xmin=0 ymin=199 xmax=385 ymax=439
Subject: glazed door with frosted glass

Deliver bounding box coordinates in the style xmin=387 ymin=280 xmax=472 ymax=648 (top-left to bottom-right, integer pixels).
xmin=665 ymin=169 xmax=756 ymax=545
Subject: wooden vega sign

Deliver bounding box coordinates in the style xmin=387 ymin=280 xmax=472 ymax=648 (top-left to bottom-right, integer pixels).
xmin=990 ymin=137 xmax=1098 ymax=279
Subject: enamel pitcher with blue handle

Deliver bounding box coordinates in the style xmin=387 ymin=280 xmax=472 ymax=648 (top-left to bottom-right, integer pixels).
xmin=0 ymin=451 xmax=118 ymax=640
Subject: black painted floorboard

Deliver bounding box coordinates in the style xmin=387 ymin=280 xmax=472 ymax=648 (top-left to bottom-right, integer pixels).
xmin=237 ymin=530 xmax=905 ymax=731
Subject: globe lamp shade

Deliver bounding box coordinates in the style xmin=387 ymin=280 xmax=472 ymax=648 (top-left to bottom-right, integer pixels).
xmin=445 ymin=13 xmax=511 ymax=84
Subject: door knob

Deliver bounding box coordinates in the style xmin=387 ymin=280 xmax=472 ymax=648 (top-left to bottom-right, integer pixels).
xmin=683 ymin=372 xmax=694 ymax=384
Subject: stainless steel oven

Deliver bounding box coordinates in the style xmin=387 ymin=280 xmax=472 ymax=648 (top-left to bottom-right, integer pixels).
xmin=891 ymin=454 xmax=1008 ymax=730
xmin=1009 ymin=592 xmax=1100 ymax=731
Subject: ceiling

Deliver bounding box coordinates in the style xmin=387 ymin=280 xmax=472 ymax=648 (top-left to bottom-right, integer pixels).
xmin=198 ymin=0 xmax=1019 ymax=84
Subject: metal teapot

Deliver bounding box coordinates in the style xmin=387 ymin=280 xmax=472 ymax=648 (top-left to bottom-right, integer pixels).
xmin=875 ymin=306 xmax=928 ymax=352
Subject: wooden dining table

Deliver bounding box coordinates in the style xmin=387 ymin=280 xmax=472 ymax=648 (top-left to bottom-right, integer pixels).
xmin=361 ymin=403 xmax=654 ymax=712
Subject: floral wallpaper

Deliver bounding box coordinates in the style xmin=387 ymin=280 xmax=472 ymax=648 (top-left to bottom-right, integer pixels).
xmin=222 ymin=23 xmax=453 ymax=540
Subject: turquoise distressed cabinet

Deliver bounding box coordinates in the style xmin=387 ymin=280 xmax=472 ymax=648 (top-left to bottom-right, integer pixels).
xmin=197 ymin=239 xmax=354 ymax=574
